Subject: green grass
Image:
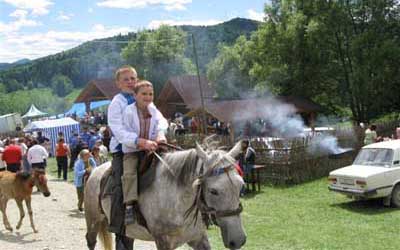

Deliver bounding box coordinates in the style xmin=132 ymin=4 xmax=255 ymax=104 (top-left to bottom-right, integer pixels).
xmin=45 ymin=157 xmax=400 ymax=249
xmin=46 ymin=157 xmax=75 ymax=183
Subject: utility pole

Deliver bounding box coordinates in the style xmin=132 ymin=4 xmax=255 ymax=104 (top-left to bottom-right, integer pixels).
xmin=191 ymin=33 xmax=208 ymax=135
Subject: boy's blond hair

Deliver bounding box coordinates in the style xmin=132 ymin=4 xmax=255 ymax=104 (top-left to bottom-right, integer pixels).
xmin=114 ymin=65 xmax=137 ymax=81
xmin=134 ymin=80 xmax=153 ymax=94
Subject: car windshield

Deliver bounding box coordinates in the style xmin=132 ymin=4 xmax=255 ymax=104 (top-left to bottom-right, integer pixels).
xmin=353 ymin=148 xmax=394 ymax=167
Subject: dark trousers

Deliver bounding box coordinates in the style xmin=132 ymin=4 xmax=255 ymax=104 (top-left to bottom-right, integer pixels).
xmin=77 ymin=186 xmax=84 ymax=210
xmin=69 ymin=147 xmax=78 ymax=169
xmin=57 ymin=156 xmax=68 ymax=180
xmin=109 ymin=152 xmax=133 ymax=250
xmin=7 ymin=163 xmax=21 ymax=173
xmin=109 ymin=152 xmax=124 ymax=233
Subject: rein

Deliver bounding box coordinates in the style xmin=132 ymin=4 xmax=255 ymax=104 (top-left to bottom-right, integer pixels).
xmin=158 ymin=142 xmax=184 ymax=151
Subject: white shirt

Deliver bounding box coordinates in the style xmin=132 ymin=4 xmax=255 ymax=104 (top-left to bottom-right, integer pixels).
xmin=122 ymin=103 xmax=166 ymax=153
xmin=19 ymin=143 xmax=28 ymax=155
xmin=108 ymin=93 xmax=168 ymax=153
xmin=0 ymin=147 xmax=5 ymax=169
xmin=27 ymin=144 xmax=49 ymax=164
xmin=99 ymin=144 xmax=108 ymax=157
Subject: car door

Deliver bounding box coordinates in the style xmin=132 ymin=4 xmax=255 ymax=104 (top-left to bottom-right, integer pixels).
xmin=384 ymin=149 xmax=400 ymax=188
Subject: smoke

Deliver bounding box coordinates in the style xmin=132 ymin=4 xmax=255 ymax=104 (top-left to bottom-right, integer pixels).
xmin=229 ymin=88 xmax=349 ymax=155
xmin=307 ymin=134 xmax=347 ymax=155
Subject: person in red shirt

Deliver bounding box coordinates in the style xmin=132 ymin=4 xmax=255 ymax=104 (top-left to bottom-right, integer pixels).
xmin=2 ymin=139 xmax=22 ymax=173
xmin=56 ymin=138 xmax=70 ymax=181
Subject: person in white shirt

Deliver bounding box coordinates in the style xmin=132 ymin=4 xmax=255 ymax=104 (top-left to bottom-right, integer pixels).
xmin=27 ymin=139 xmax=49 ymax=171
xmin=18 ymin=137 xmax=30 ymax=173
xmin=121 ymin=80 xmax=167 ymax=225
xmin=106 ymin=65 xmax=139 ymax=247
xmin=0 ymin=147 xmax=5 ymax=171
xmin=95 ymin=139 xmax=108 ymax=160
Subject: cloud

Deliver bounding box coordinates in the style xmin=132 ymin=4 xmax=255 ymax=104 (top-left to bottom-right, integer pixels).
xmin=247 ymin=9 xmax=264 ymax=22
xmin=57 ymin=12 xmax=74 ymax=21
xmin=2 ymin=0 xmax=53 ymax=16
xmin=97 ymin=0 xmax=191 ymax=11
xmin=0 ymin=24 xmax=133 ymax=62
xmin=148 ymin=19 xmax=222 ymax=29
xmin=88 ymin=8 xmax=94 ymax=13
xmin=0 ymin=9 xmax=41 ymax=33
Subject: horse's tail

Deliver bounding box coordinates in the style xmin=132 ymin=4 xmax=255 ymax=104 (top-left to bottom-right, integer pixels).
xmin=98 ymin=220 xmax=112 ymax=250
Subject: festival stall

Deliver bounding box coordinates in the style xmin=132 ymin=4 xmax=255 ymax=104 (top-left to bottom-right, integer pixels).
xmin=23 ymin=117 xmax=80 ymax=156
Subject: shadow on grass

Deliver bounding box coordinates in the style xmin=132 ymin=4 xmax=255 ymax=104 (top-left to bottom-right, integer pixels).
xmin=0 ymin=230 xmax=40 ymax=244
xmin=330 ymin=198 xmax=397 ymax=215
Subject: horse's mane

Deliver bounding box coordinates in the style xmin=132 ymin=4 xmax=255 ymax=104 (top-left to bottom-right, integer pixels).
xmin=163 ymin=149 xmax=199 ymax=186
xmin=162 ymin=147 xmax=236 ymax=186
xmin=16 ymin=172 xmax=31 ymax=181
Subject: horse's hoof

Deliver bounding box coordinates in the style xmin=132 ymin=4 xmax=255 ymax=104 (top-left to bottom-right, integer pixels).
xmin=16 ymin=224 xmax=21 ymax=229
xmin=33 ymin=229 xmax=38 ymax=233
xmin=6 ymin=227 xmax=13 ymax=232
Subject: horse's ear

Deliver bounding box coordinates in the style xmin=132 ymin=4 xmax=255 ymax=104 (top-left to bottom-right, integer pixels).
xmin=196 ymin=142 xmax=207 ymax=160
xmin=228 ymin=140 xmax=243 ymax=159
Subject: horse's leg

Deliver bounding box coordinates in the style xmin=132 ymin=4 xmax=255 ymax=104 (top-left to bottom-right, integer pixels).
xmin=15 ymin=198 xmax=25 ymax=230
xmin=85 ymin=222 xmax=99 ymax=250
xmin=187 ymin=234 xmax=211 ymax=250
xmin=0 ymin=196 xmax=13 ymax=231
xmin=154 ymin=237 xmax=174 ymax=250
xmin=25 ymin=196 xmax=38 ymax=233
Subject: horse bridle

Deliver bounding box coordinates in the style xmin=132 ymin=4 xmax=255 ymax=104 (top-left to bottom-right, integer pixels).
xmin=186 ymin=158 xmax=243 ymax=227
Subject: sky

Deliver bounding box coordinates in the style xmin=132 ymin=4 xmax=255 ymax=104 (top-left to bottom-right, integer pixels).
xmin=0 ymin=0 xmax=267 ymax=63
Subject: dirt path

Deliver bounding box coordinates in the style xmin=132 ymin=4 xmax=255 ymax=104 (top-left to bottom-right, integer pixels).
xmin=0 ymin=176 xmax=160 ymax=250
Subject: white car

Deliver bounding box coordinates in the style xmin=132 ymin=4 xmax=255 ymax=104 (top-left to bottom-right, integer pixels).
xmin=328 ymin=140 xmax=400 ymax=207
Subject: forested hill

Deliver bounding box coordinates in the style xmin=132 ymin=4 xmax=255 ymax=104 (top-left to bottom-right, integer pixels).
xmin=0 ymin=18 xmax=259 ymax=95
xmin=0 ymin=59 xmax=31 ymax=71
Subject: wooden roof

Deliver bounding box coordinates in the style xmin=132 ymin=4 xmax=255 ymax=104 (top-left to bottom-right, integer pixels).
xmin=156 ymin=75 xmax=215 ymax=116
xmin=74 ymin=79 xmax=119 ymax=103
xmin=156 ymin=75 xmax=322 ymax=122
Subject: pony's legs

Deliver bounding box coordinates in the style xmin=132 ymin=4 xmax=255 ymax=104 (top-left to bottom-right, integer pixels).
xmin=0 ymin=199 xmax=12 ymax=231
xmin=187 ymin=234 xmax=211 ymax=250
xmin=0 ymin=196 xmax=12 ymax=231
xmin=15 ymin=198 xmax=25 ymax=230
xmin=25 ymin=196 xmax=38 ymax=233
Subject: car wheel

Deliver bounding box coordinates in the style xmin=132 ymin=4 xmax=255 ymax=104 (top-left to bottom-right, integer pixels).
xmin=391 ymin=185 xmax=400 ymax=208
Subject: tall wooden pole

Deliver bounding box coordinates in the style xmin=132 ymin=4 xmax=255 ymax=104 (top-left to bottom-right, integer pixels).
xmin=191 ymin=33 xmax=208 ymax=135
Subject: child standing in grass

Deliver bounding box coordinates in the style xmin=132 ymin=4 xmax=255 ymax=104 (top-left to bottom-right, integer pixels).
xmin=74 ymin=149 xmax=96 ymax=211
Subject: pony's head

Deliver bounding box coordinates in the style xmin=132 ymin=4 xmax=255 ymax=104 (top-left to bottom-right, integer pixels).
xmin=194 ymin=140 xmax=246 ymax=250
xmin=32 ymin=169 xmax=51 ymax=197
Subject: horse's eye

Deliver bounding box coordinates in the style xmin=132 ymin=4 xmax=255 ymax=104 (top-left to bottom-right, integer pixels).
xmin=209 ymin=188 xmax=219 ymax=196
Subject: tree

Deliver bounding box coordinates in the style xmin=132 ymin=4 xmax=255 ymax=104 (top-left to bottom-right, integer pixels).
xmin=51 ymin=74 xmax=73 ymax=97
xmin=207 ymin=36 xmax=255 ymax=99
xmin=122 ymin=25 xmax=195 ymax=95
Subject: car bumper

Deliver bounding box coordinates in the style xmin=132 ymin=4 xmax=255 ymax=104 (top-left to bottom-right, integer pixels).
xmin=328 ymin=185 xmax=378 ymax=197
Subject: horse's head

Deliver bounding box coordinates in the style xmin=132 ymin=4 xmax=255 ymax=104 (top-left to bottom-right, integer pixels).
xmin=32 ymin=169 xmax=51 ymax=197
xmin=195 ymin=141 xmax=246 ymax=250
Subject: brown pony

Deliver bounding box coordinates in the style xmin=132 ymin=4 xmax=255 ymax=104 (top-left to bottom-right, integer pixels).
xmin=0 ymin=169 xmax=50 ymax=233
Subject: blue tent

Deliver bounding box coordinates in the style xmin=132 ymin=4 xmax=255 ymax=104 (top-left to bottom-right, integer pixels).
xmin=64 ymin=100 xmax=111 ymax=117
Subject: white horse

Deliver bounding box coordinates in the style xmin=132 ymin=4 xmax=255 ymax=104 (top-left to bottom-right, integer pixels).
xmin=84 ymin=141 xmax=246 ymax=250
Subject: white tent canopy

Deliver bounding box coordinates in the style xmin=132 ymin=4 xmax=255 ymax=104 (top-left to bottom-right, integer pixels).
xmin=22 ymin=104 xmax=48 ymax=119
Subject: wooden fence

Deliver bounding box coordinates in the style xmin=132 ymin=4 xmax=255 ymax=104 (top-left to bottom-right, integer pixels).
xmin=168 ymin=121 xmax=399 ymax=185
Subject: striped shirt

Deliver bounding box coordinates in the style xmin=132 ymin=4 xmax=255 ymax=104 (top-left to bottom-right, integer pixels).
xmin=137 ymin=107 xmax=152 ymax=140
